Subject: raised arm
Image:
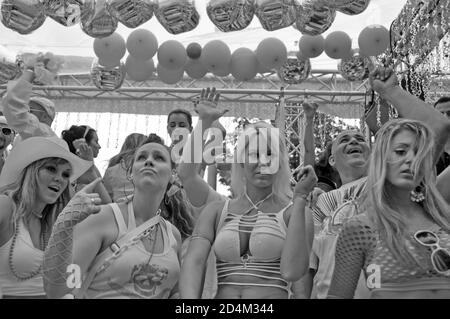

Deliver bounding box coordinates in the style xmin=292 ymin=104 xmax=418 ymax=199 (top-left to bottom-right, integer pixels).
xmin=179 ymin=201 xmax=222 ymax=299
xmin=370 ymin=67 xmax=450 ymax=162
xmin=302 ymin=102 xmax=318 ymax=167
xmin=281 ymin=165 xmax=316 ymax=281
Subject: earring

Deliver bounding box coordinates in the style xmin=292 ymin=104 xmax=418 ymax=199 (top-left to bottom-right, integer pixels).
xmin=410 ymin=184 xmax=425 ymax=203
xmin=164 ymin=194 xmax=170 ymax=205
xmin=127 ymin=174 xmax=133 ymax=181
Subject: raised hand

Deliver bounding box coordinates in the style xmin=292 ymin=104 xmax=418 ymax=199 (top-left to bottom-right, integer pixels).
xmin=302 ymin=102 xmax=318 ymax=120
xmin=194 ymin=87 xmax=228 ymax=122
xmin=73 ymin=138 xmax=93 ymax=161
xmin=369 ymin=66 xmax=399 ymax=97
xmin=63 ymin=178 xmax=102 ymax=225
xmin=294 ymin=165 xmax=318 ymax=199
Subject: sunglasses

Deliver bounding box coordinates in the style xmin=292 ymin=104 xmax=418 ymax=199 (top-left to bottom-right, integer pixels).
xmin=1 ymin=127 xmax=14 ymax=136
xmin=413 ymin=230 xmax=450 ymax=275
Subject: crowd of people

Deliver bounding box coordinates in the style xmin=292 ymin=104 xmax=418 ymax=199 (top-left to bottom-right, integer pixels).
xmin=0 ymin=61 xmax=449 ymax=299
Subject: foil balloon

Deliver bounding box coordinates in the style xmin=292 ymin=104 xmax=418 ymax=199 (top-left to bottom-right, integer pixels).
xmin=43 ymin=0 xmax=83 ymax=27
xmin=90 ymin=59 xmax=125 ymax=90
xmin=206 ymin=0 xmax=255 ymax=32
xmin=338 ymin=50 xmax=369 ymax=82
xmin=295 ymin=0 xmax=335 ymax=36
xmin=154 ymin=0 xmax=200 ymax=35
xmin=277 ymin=56 xmax=310 ymax=84
xmin=0 ymin=0 xmax=46 ymax=34
xmin=106 ymin=0 xmax=155 ymax=29
xmin=336 ymin=0 xmax=370 ymax=15
xmin=0 ymin=47 xmax=20 ymax=84
xmin=255 ymin=0 xmax=297 ymax=31
xmin=81 ymin=0 xmax=118 ymax=38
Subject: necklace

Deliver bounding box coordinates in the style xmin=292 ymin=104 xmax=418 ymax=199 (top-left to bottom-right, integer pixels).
xmin=9 ymin=221 xmax=42 ymax=281
xmin=244 ymin=191 xmax=273 ymax=214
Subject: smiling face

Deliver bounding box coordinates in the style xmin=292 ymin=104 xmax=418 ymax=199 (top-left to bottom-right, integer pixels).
xmin=132 ymin=142 xmax=172 ymax=190
xmin=386 ymin=129 xmax=422 ymax=191
xmin=330 ymin=130 xmax=370 ymax=172
xmin=36 ymin=158 xmax=72 ymax=205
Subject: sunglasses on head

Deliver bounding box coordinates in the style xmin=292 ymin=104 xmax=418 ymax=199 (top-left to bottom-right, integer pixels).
xmin=414 ymin=230 xmax=450 ymax=275
xmin=1 ymin=127 xmax=14 ymax=136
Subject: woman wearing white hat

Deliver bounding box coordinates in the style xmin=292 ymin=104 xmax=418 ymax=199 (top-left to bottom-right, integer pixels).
xmin=0 ymin=136 xmax=91 ymax=298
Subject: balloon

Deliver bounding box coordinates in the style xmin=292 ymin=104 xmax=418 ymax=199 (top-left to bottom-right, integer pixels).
xmin=185 ymin=58 xmax=207 ymax=79
xmin=106 ymin=0 xmax=154 ymax=28
xmin=0 ymin=0 xmax=46 ymax=34
xmin=256 ymin=55 xmax=271 ymax=74
xmin=125 ymin=55 xmax=155 ymax=81
xmin=126 ymin=29 xmax=158 ymax=61
xmin=295 ymin=1 xmax=335 ymax=36
xmin=43 ymin=0 xmax=83 ymax=27
xmin=81 ymin=0 xmax=118 ymax=38
xmin=157 ymin=63 xmax=184 ymax=84
xmin=338 ymin=49 xmax=369 ymax=81
xmin=157 ymin=40 xmax=187 ymax=71
xmin=255 ymin=0 xmax=297 ymax=31
xmin=358 ymin=24 xmax=389 ymax=57
xmin=93 ymin=32 xmax=126 ymax=66
xmin=90 ymin=59 xmax=125 ymax=90
xmin=298 ymin=34 xmax=324 ymax=58
xmin=277 ymin=56 xmax=310 ymax=84
xmin=256 ymin=37 xmax=287 ymax=70
xmin=206 ymin=0 xmax=255 ymax=32
xmin=336 ymin=0 xmax=370 ymax=15
xmin=324 ymin=31 xmax=352 ymax=59
xmin=186 ymin=43 xmax=202 ymax=59
xmin=0 ymin=47 xmax=20 ymax=84
xmin=200 ymin=40 xmax=231 ymax=73
xmin=154 ymin=0 xmax=199 ymax=35
xmin=230 ymin=48 xmax=258 ymax=82
xmin=212 ymin=65 xmax=231 ymax=77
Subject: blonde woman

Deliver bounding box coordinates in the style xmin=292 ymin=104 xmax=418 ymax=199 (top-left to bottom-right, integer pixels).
xmin=328 ymin=119 xmax=450 ymax=298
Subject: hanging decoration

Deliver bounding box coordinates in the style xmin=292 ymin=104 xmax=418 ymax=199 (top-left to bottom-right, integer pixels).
xmin=43 ymin=0 xmax=83 ymax=27
xmin=295 ymin=0 xmax=335 ymax=36
xmin=206 ymin=0 xmax=255 ymax=32
xmin=126 ymin=29 xmax=158 ymax=61
xmin=338 ymin=49 xmax=369 ymax=82
xmin=185 ymin=57 xmax=207 ymax=79
xmin=156 ymin=63 xmax=184 ymax=84
xmin=90 ymin=58 xmax=126 ymax=90
xmin=0 ymin=0 xmax=46 ymax=34
xmin=157 ymin=40 xmax=187 ymax=70
xmin=298 ymin=34 xmax=324 ymax=58
xmin=255 ymin=0 xmax=297 ymax=31
xmin=230 ymin=47 xmax=258 ymax=82
xmin=324 ymin=31 xmax=352 ymax=59
xmin=255 ymin=37 xmax=287 ymax=70
xmin=106 ymin=0 xmax=154 ymax=29
xmin=277 ymin=56 xmax=311 ymax=84
xmin=200 ymin=40 xmax=231 ymax=74
xmin=81 ymin=0 xmax=118 ymax=38
xmin=334 ymin=0 xmax=370 ymax=15
xmin=358 ymin=24 xmax=389 ymax=57
xmin=0 ymin=48 xmax=21 ymax=84
xmin=93 ymin=32 xmax=126 ymax=67
xmin=186 ymin=42 xmax=202 ymax=59
xmin=125 ymin=55 xmax=155 ymax=81
xmin=154 ymin=0 xmax=199 ymax=35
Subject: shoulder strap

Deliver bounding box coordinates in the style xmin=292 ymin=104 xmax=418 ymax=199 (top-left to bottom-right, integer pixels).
xmin=110 ymin=203 xmax=127 ymax=237
xmin=76 ymin=214 xmax=162 ymax=298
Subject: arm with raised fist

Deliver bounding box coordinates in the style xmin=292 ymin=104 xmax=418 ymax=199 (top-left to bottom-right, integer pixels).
xmin=302 ymin=102 xmax=318 ymax=167
xmin=281 ymin=165 xmax=317 ymax=282
xmin=43 ymin=179 xmax=103 ymax=299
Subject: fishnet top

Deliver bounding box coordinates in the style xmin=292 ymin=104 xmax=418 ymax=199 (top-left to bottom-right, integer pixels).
xmin=328 ymin=214 xmax=450 ymax=298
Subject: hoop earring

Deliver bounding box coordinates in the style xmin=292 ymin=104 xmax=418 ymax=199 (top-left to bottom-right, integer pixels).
xmin=410 ymin=183 xmax=425 ymax=203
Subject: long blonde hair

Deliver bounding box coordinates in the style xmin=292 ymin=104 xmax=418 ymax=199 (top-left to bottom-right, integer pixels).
xmin=0 ymin=157 xmax=71 ymax=227
xmin=231 ymin=121 xmax=292 ymax=202
xmin=366 ymin=119 xmax=450 ymax=264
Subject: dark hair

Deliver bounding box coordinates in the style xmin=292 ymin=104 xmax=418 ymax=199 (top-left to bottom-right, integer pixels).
xmin=61 ymin=125 xmax=96 ymax=154
xmin=167 ymin=109 xmax=193 ymax=128
xmin=314 ymin=142 xmax=342 ymax=189
xmin=434 ymin=96 xmax=450 ymax=108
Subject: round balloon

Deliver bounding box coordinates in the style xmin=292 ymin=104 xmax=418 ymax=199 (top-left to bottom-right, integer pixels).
xmin=295 ymin=1 xmax=335 ymax=36
xmin=185 ymin=58 xmax=207 ymax=79
xmin=230 ymin=48 xmax=258 ymax=82
xmin=43 ymin=0 xmax=83 ymax=27
xmin=157 ymin=63 xmax=184 ymax=84
xmin=255 ymin=0 xmax=296 ymax=31
xmin=200 ymin=40 xmax=231 ymax=73
xmin=126 ymin=29 xmax=158 ymax=61
xmin=336 ymin=0 xmax=370 ymax=15
xmin=154 ymin=0 xmax=200 ymax=34
xmin=206 ymin=0 xmax=255 ymax=32
xmin=277 ymin=57 xmax=311 ymax=84
xmin=358 ymin=24 xmax=389 ymax=57
xmin=125 ymin=55 xmax=155 ymax=81
xmin=106 ymin=0 xmax=154 ymax=29
xmin=256 ymin=38 xmax=287 ymax=70
xmin=186 ymin=43 xmax=202 ymax=59
xmin=338 ymin=49 xmax=369 ymax=81
xmin=0 ymin=0 xmax=46 ymax=34
xmin=324 ymin=31 xmax=352 ymax=59
xmin=80 ymin=0 xmax=118 ymax=38
xmin=212 ymin=65 xmax=231 ymax=77
xmin=298 ymin=35 xmax=324 ymax=58
xmin=157 ymin=40 xmax=187 ymax=71
xmin=90 ymin=59 xmax=125 ymax=90
xmin=93 ymin=32 xmax=126 ymax=65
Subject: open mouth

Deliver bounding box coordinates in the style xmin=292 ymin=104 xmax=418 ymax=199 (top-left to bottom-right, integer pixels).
xmin=346 ymin=147 xmax=363 ymax=155
xmin=48 ymin=186 xmax=60 ymax=193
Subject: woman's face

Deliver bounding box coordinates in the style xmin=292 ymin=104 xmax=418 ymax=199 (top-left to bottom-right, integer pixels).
xmin=88 ymin=131 xmax=101 ymax=158
xmin=386 ymin=129 xmax=422 ymax=191
xmin=132 ymin=143 xmax=172 ymax=191
xmin=36 ymin=159 xmax=72 ymax=204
